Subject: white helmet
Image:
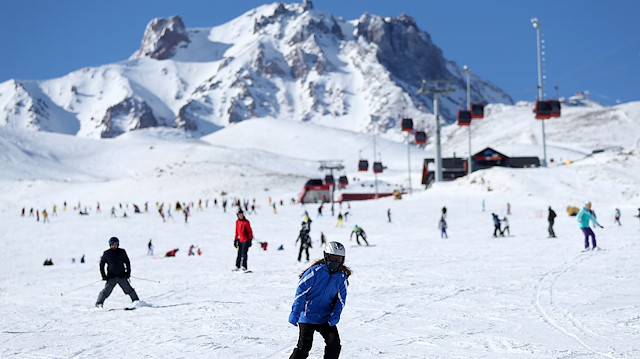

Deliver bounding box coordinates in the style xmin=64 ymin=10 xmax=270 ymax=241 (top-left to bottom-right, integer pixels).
xmin=324 ymin=242 xmax=345 ymax=273
xmin=324 ymin=241 xmax=345 ymax=256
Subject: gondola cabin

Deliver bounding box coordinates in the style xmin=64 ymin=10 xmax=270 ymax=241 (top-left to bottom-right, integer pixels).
xmin=470 ymin=103 xmax=484 ymax=119
xmin=457 ymin=110 xmax=472 ymax=126
xmin=415 ymin=131 xmax=427 ymax=145
xmin=373 ymin=162 xmax=384 ymax=173
xmin=549 ymin=100 xmax=561 ymax=117
xmin=401 ymin=118 xmax=414 ymax=132
xmin=324 ymin=175 xmax=335 ymax=185
xmin=338 ymin=175 xmax=349 ymax=188
xmin=535 ymin=100 xmax=552 ymax=119
xmin=358 ymin=159 xmax=369 ymax=172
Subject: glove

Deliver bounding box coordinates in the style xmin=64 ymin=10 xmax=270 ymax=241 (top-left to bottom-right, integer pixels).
xmin=248 ymin=239 xmax=252 ymax=247
xmin=234 ymin=239 xmax=239 ymax=248
xmin=288 ymin=312 xmax=299 ymax=327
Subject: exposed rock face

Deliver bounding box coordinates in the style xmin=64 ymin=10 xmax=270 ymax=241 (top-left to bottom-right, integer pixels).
xmin=174 ymin=100 xmax=202 ymax=131
xmin=356 ymin=14 xmax=448 ymax=86
xmin=101 ymin=97 xmax=158 ymax=138
xmin=132 ymin=16 xmax=190 ymax=60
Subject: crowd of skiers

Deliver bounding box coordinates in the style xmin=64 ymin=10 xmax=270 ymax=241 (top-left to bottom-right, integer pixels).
xmin=34 ymin=194 xmax=640 ymax=359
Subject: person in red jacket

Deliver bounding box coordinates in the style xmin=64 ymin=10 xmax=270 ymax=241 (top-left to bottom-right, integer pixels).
xmin=234 ymin=209 xmax=254 ymax=271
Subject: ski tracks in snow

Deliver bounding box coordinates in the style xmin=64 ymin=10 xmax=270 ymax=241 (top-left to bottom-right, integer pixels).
xmin=535 ymin=251 xmax=618 ymax=358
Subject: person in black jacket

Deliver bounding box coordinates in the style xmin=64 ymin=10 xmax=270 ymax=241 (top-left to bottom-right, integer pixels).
xmin=95 ymin=237 xmax=140 ymax=308
xmin=548 ymin=207 xmax=557 ymax=238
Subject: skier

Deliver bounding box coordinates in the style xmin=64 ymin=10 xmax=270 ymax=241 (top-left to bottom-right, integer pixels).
xmin=335 ymin=212 xmax=343 ymax=227
xmin=188 ymin=245 xmax=195 ymax=256
xmin=147 ymin=239 xmax=154 ymax=256
xmin=439 ymin=217 xmax=448 ymax=238
xmin=320 ymin=232 xmax=327 ymax=246
xmin=350 ymin=225 xmax=369 ymax=246
xmin=577 ymin=201 xmax=603 ymax=251
xmin=95 ymin=237 xmax=140 ymax=308
xmin=492 ymin=213 xmax=502 ymax=237
xmin=42 ymin=209 xmax=49 ymax=223
xmin=233 ymin=209 xmax=254 ymax=271
xmin=296 ymin=223 xmax=313 ymax=262
xmin=614 ymin=208 xmax=621 ymax=226
xmin=288 ymin=242 xmax=351 ymax=359
xmin=500 ymin=216 xmax=511 ymax=236
xmin=387 ymin=208 xmax=391 ymax=223
xmin=548 ymin=206 xmax=557 ymax=238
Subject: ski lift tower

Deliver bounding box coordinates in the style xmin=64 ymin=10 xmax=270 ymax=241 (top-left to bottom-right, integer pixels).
xmin=531 ymin=17 xmax=548 ymax=167
xmin=318 ymin=160 xmax=344 ymax=204
xmin=418 ymin=80 xmax=454 ymax=182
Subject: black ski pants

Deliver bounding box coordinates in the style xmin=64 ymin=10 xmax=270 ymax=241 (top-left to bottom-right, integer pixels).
xmin=298 ymin=244 xmax=310 ymax=262
xmin=290 ymin=322 xmax=341 ymax=359
xmin=96 ymin=277 xmax=139 ymax=305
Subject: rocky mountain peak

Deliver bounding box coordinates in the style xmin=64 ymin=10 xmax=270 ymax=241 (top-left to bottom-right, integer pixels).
xmin=131 ymin=15 xmax=190 ymax=60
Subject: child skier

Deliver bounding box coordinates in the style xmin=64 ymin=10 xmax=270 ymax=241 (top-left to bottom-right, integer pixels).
xmin=288 ymin=242 xmax=351 ymax=359
xmin=95 ymin=237 xmax=141 ymax=308
xmin=439 ymin=217 xmax=448 ymax=238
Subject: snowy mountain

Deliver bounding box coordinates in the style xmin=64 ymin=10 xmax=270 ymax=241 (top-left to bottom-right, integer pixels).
xmin=0 ymin=1 xmax=512 ymax=139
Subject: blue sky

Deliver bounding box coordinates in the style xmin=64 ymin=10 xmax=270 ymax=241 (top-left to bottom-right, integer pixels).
xmin=1 ymin=0 xmax=639 ymax=105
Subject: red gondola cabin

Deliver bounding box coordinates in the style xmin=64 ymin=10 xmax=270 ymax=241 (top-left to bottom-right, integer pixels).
xmin=470 ymin=103 xmax=484 ymax=119
xmin=535 ymin=100 xmax=552 ymax=119
xmin=457 ymin=110 xmax=472 ymax=126
xmin=415 ymin=131 xmax=427 ymax=145
xmin=324 ymin=175 xmax=335 ymax=185
xmin=401 ymin=118 xmax=414 ymax=132
xmin=373 ymin=162 xmax=384 ymax=173
xmin=358 ymin=159 xmax=369 ymax=171
xmin=338 ymin=175 xmax=348 ymax=188
xmin=549 ymin=100 xmax=561 ymax=117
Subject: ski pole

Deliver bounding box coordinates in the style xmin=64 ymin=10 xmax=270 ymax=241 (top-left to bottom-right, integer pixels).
xmin=131 ymin=276 xmax=160 ymax=283
xmin=60 ymin=279 xmax=102 ymax=296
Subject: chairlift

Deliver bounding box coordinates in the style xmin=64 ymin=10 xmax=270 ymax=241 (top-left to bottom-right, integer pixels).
xmin=457 ymin=110 xmax=472 ymax=126
xmin=358 ymin=159 xmax=369 ymax=172
xmin=373 ymin=162 xmax=384 ymax=173
xmin=535 ymin=100 xmax=552 ymax=119
xmin=401 ymin=118 xmax=414 ymax=132
xmin=470 ymin=103 xmax=484 ymax=119
xmin=324 ymin=175 xmax=335 ymax=185
xmin=549 ymin=100 xmax=561 ymax=117
xmin=415 ymin=131 xmax=427 ymax=145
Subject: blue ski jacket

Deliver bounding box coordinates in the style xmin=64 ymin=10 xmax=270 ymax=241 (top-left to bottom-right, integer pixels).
xmin=289 ymin=264 xmax=348 ymax=326
xmin=577 ymin=207 xmax=601 ymax=228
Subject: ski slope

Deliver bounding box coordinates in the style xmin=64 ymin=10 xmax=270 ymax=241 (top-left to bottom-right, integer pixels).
xmin=1 ymin=114 xmax=640 ymax=358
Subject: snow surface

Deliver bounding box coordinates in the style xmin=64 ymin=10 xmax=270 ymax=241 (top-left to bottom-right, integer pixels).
xmin=1 ymin=102 xmax=640 ymax=358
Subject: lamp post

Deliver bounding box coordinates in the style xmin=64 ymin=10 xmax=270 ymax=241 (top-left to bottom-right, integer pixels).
xmin=531 ymin=17 xmax=548 ymax=167
xmin=463 ymin=65 xmax=473 ymax=174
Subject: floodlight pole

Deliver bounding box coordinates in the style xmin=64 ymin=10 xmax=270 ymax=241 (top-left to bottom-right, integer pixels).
xmin=418 ymin=80 xmax=454 ymax=183
xmin=463 ymin=65 xmax=473 ymax=174
xmin=532 ymin=17 xmax=548 ymax=167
